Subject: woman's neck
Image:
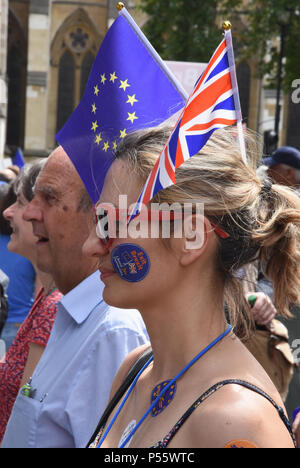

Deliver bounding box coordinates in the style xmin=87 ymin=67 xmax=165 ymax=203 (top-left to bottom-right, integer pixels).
xmin=36 ymin=270 xmax=56 ymax=295
xmin=139 ymin=274 xmax=226 ymax=381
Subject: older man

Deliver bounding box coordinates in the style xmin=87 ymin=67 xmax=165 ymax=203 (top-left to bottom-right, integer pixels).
xmin=2 ymin=147 xmax=148 ymax=448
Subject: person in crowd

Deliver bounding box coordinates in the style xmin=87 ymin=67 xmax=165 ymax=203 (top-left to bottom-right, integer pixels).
xmin=243 ymin=290 xmax=277 ymax=327
xmin=240 ymin=263 xmax=294 ymax=403
xmin=1 ymin=147 xmax=148 ymax=448
xmin=260 ymin=147 xmax=300 ymax=299
xmin=84 ymin=126 xmax=300 ymax=448
xmin=263 ymin=146 xmax=300 ymax=189
xmin=0 ymin=181 xmax=36 ymax=349
xmin=0 ymin=166 xmax=20 ymax=183
xmin=262 ymin=146 xmax=300 ymax=417
xmin=0 ymin=161 xmax=63 ymax=443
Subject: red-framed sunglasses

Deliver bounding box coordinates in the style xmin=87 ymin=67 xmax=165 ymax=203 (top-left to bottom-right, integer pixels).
xmin=93 ymin=203 xmax=229 ymax=248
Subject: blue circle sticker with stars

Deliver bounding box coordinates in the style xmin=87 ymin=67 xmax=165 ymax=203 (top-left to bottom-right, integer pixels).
xmin=111 ymin=243 xmax=150 ymax=282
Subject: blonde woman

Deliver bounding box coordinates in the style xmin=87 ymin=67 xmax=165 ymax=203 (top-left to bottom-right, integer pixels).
xmin=84 ymin=126 xmax=300 ymax=448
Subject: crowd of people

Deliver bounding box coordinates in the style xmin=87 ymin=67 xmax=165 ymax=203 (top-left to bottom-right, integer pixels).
xmin=0 ymin=130 xmax=300 ymax=448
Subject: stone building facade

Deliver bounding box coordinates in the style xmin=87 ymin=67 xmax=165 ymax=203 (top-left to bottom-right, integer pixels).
xmin=1 ymin=0 xmax=299 ymax=161
xmin=2 ymin=0 xmax=140 ymax=159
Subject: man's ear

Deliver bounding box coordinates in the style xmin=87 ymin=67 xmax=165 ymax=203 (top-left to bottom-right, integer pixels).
xmin=179 ymin=215 xmax=214 ymax=267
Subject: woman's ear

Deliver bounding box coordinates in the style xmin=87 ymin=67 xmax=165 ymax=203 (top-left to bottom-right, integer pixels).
xmin=178 ymin=215 xmax=214 ymax=267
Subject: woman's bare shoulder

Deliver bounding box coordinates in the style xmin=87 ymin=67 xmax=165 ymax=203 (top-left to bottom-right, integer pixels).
xmin=187 ymin=380 xmax=294 ymax=448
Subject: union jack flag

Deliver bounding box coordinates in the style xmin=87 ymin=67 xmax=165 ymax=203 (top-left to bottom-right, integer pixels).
xmin=130 ymin=30 xmax=244 ymax=220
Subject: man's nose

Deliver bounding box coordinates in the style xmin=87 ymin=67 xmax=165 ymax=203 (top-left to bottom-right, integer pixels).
xmin=23 ymin=199 xmax=42 ymax=222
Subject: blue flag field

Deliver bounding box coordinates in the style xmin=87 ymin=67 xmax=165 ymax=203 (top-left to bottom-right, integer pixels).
xmin=56 ymin=12 xmax=186 ymax=203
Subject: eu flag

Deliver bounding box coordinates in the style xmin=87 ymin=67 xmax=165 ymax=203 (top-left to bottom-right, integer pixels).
xmin=13 ymin=147 xmax=25 ymax=169
xmin=56 ymin=11 xmax=186 ymax=203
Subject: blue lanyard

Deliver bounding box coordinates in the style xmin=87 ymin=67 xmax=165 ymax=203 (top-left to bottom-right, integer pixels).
xmin=97 ymin=324 xmax=233 ymax=448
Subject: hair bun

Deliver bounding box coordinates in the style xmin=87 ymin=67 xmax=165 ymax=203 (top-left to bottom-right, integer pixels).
xmin=261 ymin=178 xmax=273 ymax=195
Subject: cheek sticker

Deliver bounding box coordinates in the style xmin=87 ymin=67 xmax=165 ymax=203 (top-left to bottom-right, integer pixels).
xmin=111 ymin=243 xmax=150 ymax=282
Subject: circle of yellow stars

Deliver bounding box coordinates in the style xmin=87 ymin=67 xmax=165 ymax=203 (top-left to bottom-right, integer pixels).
xmin=90 ymin=71 xmax=139 ymax=153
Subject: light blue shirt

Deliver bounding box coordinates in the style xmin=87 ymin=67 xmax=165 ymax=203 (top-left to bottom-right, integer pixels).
xmin=2 ymin=272 xmax=149 ymax=448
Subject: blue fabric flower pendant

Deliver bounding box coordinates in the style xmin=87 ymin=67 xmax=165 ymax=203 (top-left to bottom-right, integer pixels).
xmin=151 ymin=380 xmax=177 ymax=417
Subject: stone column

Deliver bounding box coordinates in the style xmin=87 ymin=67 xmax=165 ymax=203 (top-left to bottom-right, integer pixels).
xmin=0 ymin=0 xmax=8 ymax=161
xmin=24 ymin=0 xmax=50 ymax=157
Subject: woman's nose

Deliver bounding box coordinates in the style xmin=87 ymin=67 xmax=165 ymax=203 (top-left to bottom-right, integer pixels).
xmin=82 ymin=227 xmax=111 ymax=259
xmin=3 ymin=203 xmax=15 ymax=221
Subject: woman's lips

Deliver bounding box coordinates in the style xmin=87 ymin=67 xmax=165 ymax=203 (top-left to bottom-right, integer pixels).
xmin=99 ymin=268 xmax=115 ymax=280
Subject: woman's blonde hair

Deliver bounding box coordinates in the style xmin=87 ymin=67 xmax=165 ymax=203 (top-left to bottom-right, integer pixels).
xmin=115 ymin=125 xmax=300 ymax=338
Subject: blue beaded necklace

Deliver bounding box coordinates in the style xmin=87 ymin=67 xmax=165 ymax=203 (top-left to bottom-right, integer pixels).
xmin=97 ymin=324 xmax=232 ymax=448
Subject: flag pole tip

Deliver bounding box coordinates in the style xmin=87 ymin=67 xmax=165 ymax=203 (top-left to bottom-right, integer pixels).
xmin=222 ymin=21 xmax=232 ymax=31
xmin=116 ymin=2 xmax=125 ymax=11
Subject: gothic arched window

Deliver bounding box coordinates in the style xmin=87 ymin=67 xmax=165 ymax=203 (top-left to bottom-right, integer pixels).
xmin=80 ymin=52 xmax=95 ymax=99
xmin=6 ymin=46 xmax=23 ymax=146
xmin=50 ymin=8 xmax=102 ymax=146
xmin=6 ymin=10 xmax=27 ymax=148
xmin=56 ymin=51 xmax=75 ymax=133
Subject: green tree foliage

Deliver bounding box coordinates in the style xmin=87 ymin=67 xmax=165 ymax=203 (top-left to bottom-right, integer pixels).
xmin=139 ymin=0 xmax=222 ymax=62
xmin=229 ymin=0 xmax=300 ymax=91
xmin=139 ymin=0 xmax=300 ymax=91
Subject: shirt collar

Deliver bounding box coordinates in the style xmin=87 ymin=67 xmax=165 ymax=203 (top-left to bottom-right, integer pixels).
xmin=59 ymin=271 xmax=105 ymax=325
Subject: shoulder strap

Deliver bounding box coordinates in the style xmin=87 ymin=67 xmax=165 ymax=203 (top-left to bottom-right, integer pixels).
xmin=87 ymin=346 xmax=153 ymax=447
xmin=158 ymin=379 xmax=296 ymax=448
